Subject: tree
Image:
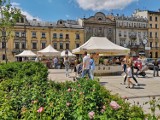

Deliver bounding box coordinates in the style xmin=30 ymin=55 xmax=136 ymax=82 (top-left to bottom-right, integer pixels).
xmin=0 ymin=0 xmax=21 ymax=63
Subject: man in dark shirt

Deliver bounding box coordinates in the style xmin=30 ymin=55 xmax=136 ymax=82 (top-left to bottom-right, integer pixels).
xmin=153 ymin=59 xmax=159 ymax=77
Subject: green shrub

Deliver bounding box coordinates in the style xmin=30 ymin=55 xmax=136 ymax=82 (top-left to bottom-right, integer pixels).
xmin=0 ymin=62 xmax=157 ymax=119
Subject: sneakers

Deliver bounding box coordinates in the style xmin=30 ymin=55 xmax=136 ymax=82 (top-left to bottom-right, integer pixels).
xmin=135 ymin=83 xmax=139 ymax=86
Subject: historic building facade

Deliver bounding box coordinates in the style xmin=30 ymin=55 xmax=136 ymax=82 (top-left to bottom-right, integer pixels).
xmin=134 ymin=10 xmax=160 ymax=58
xmin=78 ymin=12 xmax=116 ymax=43
xmin=0 ymin=17 xmax=84 ymax=62
xmin=115 ymin=15 xmax=148 ymax=56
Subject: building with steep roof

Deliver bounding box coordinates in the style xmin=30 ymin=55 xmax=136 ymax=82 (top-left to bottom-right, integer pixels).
xmin=78 ymin=12 xmax=116 ymax=43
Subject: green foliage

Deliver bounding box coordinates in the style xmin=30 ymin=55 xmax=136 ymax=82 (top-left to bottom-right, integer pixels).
xmin=0 ymin=62 xmax=158 ymax=119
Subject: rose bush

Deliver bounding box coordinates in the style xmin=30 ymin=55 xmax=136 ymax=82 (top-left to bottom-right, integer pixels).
xmin=0 ymin=62 xmax=158 ymax=119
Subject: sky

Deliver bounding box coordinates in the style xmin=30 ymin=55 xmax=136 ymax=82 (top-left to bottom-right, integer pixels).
xmin=10 ymin=0 xmax=160 ymax=22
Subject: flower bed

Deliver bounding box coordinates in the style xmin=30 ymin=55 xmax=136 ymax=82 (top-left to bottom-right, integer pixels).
xmin=0 ymin=62 xmax=157 ymax=119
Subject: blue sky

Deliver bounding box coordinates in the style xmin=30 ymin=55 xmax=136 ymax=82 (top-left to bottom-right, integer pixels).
xmin=10 ymin=0 xmax=160 ymax=22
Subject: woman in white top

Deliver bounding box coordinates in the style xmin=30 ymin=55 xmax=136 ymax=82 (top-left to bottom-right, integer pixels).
xmin=126 ymin=64 xmax=134 ymax=88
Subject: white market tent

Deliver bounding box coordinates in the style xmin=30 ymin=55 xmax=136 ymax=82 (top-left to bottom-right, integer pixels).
xmin=15 ymin=50 xmax=37 ymax=57
xmin=37 ymin=44 xmax=60 ymax=56
xmin=72 ymin=37 xmax=130 ymax=56
xmin=61 ymin=50 xmax=76 ymax=57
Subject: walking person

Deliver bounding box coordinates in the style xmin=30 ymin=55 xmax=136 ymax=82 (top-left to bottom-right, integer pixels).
xmin=153 ymin=59 xmax=159 ymax=77
xmin=53 ymin=57 xmax=58 ymax=69
xmin=127 ymin=56 xmax=139 ymax=86
xmin=122 ymin=55 xmax=128 ymax=85
xmin=63 ymin=56 xmax=70 ymax=77
xmin=123 ymin=56 xmax=139 ymax=86
xmin=89 ymin=53 xmax=95 ymax=80
xmin=81 ymin=51 xmax=91 ymax=79
xmin=126 ymin=64 xmax=135 ymax=88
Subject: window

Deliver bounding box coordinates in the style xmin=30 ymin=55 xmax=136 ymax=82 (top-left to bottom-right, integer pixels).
xmin=66 ymin=34 xmax=69 ymax=39
xmin=15 ymin=32 xmax=20 ymax=37
xmin=155 ymin=24 xmax=158 ymax=28
xmin=150 ymin=32 xmax=152 ymax=38
xmin=53 ymin=43 xmax=57 ymax=49
xmin=21 ymin=42 xmax=26 ymax=49
xmin=53 ymin=33 xmax=57 ymax=38
xmin=66 ymin=43 xmax=69 ymax=49
xmin=41 ymin=43 xmax=46 ymax=49
xmin=76 ymin=43 xmax=80 ymax=48
xmin=155 ymin=32 xmax=158 ymax=38
xmin=150 ymin=42 xmax=152 ymax=47
xmin=119 ymin=31 xmax=121 ymax=36
xmin=15 ymin=42 xmax=20 ymax=49
xmin=124 ymin=31 xmax=127 ymax=37
xmin=108 ymin=28 xmax=112 ymax=33
xmin=155 ymin=17 xmax=158 ymax=21
xmin=155 ymin=42 xmax=158 ymax=47
xmin=2 ymin=54 xmax=5 ymax=60
xmin=150 ymin=24 xmax=152 ymax=28
xmin=2 ymin=42 xmax=6 ymax=49
xmin=32 ymin=32 xmax=36 ymax=38
xmin=41 ymin=32 xmax=46 ymax=38
xmin=21 ymin=32 xmax=26 ymax=37
xmin=76 ymin=34 xmax=80 ymax=39
xmin=60 ymin=33 xmax=63 ymax=39
xmin=138 ymin=32 xmax=141 ymax=38
xmin=32 ymin=43 xmax=37 ymax=49
xmin=150 ymin=16 xmax=152 ymax=21
xmin=60 ymin=43 xmax=63 ymax=49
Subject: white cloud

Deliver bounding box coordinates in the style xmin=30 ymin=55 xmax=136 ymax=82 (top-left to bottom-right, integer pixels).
xmin=76 ymin=0 xmax=138 ymax=11
xmin=11 ymin=2 xmax=41 ymax=21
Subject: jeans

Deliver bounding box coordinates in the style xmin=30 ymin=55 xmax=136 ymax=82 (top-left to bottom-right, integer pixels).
xmin=82 ymin=69 xmax=91 ymax=79
xmin=90 ymin=69 xmax=94 ymax=80
xmin=153 ymin=66 xmax=159 ymax=76
xmin=65 ymin=65 xmax=69 ymax=77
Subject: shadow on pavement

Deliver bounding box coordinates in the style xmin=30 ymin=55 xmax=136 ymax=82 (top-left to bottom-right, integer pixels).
xmin=100 ymin=82 xmax=108 ymax=86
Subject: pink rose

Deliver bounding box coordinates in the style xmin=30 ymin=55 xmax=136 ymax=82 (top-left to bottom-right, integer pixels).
xmin=122 ymin=96 xmax=128 ymax=100
xmin=88 ymin=111 xmax=95 ymax=119
xmin=37 ymin=107 xmax=44 ymax=113
xmin=66 ymin=102 xmax=71 ymax=107
xmin=101 ymin=109 xmax=105 ymax=113
xmin=102 ymin=105 xmax=106 ymax=110
xmin=110 ymin=101 xmax=121 ymax=110
xmin=67 ymin=88 xmax=71 ymax=92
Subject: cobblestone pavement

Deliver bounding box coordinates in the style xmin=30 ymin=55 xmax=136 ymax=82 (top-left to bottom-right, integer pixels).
xmin=48 ymin=69 xmax=160 ymax=116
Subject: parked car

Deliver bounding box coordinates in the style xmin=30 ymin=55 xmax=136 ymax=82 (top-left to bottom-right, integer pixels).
xmin=146 ymin=58 xmax=160 ymax=70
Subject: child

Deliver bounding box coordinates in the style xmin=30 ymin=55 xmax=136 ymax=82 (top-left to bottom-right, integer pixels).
xmin=126 ymin=64 xmax=134 ymax=88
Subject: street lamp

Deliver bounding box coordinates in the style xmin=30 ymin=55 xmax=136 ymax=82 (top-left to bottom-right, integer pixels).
xmin=0 ymin=28 xmax=8 ymax=64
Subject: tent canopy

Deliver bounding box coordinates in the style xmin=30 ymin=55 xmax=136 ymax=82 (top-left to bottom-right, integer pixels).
xmin=61 ymin=50 xmax=76 ymax=57
xmin=15 ymin=50 xmax=36 ymax=57
xmin=72 ymin=37 xmax=130 ymax=56
xmin=37 ymin=44 xmax=60 ymax=56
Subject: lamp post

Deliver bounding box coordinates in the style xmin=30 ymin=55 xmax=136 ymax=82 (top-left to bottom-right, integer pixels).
xmin=1 ymin=28 xmax=8 ymax=64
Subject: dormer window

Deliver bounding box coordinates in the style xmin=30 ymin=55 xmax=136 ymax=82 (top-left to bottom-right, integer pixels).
xmin=60 ymin=21 xmax=63 ymax=24
xmin=98 ymin=17 xmax=102 ymax=21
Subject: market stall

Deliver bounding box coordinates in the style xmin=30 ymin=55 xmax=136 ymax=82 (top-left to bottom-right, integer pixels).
xmin=15 ymin=50 xmax=37 ymax=61
xmin=37 ymin=45 xmax=60 ymax=68
xmin=72 ymin=37 xmax=130 ymax=75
